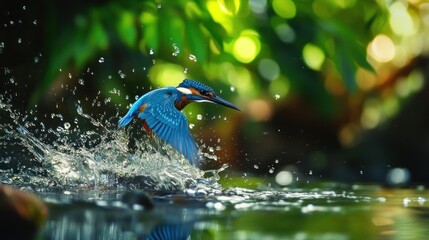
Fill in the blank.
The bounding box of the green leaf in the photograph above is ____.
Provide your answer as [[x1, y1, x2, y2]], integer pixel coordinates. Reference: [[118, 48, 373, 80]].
[[334, 45, 357, 92], [89, 21, 109, 50], [116, 11, 137, 47], [140, 11, 159, 52], [201, 21, 226, 52]]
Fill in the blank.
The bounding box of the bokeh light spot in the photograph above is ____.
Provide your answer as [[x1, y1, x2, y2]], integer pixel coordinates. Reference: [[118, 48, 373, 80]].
[[249, 0, 267, 14], [302, 43, 325, 70], [361, 99, 381, 129], [247, 99, 272, 121], [356, 69, 376, 90], [272, 0, 296, 19], [232, 31, 260, 63], [275, 171, 293, 186], [258, 59, 280, 81], [275, 24, 295, 43], [148, 63, 186, 87], [269, 77, 290, 99], [389, 2, 417, 36], [387, 168, 410, 185], [368, 34, 395, 63]]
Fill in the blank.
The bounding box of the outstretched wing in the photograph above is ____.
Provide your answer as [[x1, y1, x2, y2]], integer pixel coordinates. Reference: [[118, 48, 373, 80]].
[[139, 88, 200, 165]]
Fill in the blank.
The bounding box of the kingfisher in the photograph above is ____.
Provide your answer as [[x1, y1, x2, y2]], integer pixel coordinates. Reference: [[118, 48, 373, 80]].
[[118, 79, 240, 165]]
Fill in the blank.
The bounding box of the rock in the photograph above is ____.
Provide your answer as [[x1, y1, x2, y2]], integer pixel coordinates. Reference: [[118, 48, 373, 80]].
[[0, 184, 48, 239]]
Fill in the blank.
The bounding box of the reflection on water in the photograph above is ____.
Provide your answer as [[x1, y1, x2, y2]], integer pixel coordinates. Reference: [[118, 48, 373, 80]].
[[37, 186, 429, 239]]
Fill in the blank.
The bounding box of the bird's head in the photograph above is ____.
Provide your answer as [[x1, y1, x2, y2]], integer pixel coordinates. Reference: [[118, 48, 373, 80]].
[[176, 79, 240, 111]]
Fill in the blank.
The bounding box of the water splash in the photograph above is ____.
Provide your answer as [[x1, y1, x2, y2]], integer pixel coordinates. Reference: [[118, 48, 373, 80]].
[[0, 99, 222, 192]]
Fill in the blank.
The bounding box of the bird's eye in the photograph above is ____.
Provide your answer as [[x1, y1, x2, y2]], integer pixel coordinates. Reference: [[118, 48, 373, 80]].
[[200, 90, 214, 98]]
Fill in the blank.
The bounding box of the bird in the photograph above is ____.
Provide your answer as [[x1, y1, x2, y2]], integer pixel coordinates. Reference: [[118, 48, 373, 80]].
[[118, 79, 240, 165]]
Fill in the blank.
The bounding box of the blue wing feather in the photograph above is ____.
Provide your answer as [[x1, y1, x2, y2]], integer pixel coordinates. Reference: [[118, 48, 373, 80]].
[[122, 87, 200, 165]]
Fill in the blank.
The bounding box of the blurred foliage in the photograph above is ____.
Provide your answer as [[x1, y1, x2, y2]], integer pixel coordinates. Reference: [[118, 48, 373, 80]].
[[28, 0, 428, 123], [28, 0, 428, 137], [31, 0, 383, 114]]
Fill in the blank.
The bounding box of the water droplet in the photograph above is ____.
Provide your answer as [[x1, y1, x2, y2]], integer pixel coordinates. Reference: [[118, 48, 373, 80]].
[[68, 73, 72, 79], [33, 19, 37, 25], [189, 123, 194, 129], [9, 77, 14, 83], [17, 38, 22, 44], [275, 94, 280, 100], [78, 78, 84, 85], [183, 67, 188, 74], [98, 57, 104, 63], [269, 168, 275, 174], [157, 4, 162, 8], [34, 57, 39, 63], [149, 48, 154, 55], [209, 147, 214, 152], [309, 170, 313, 175], [189, 54, 197, 62], [118, 70, 126, 79], [197, 114, 203, 120], [230, 86, 235, 92], [172, 43, 180, 56], [254, 164, 259, 169], [64, 122, 71, 130], [108, 75, 112, 79], [360, 170, 363, 175], [0, 42, 4, 53], [23, 5, 26, 10], [403, 198, 411, 206]]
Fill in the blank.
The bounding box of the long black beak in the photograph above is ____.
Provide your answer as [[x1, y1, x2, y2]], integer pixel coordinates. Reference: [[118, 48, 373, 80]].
[[210, 95, 240, 111]]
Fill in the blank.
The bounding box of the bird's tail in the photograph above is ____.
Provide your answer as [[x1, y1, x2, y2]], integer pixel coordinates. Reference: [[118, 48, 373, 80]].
[[118, 114, 134, 126]]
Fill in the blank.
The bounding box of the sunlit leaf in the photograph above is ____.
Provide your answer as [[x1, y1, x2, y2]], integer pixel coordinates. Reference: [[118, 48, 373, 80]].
[[217, 0, 241, 16]]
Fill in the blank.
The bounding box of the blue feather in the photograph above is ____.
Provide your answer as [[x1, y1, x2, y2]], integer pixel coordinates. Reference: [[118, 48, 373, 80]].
[[118, 114, 133, 126], [119, 87, 201, 165]]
